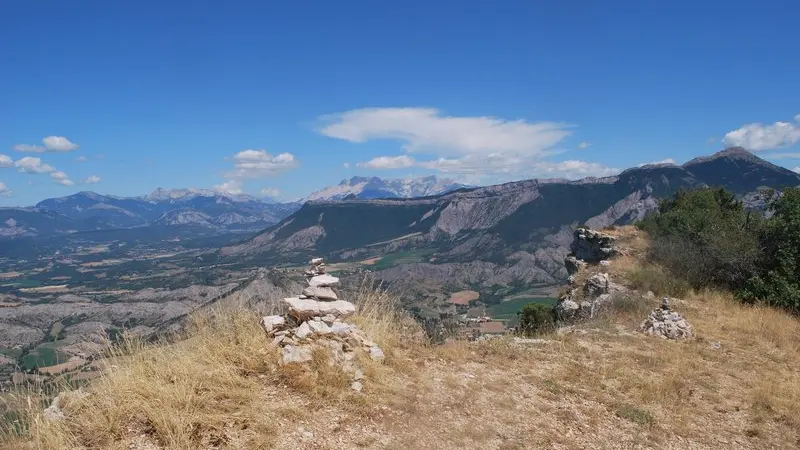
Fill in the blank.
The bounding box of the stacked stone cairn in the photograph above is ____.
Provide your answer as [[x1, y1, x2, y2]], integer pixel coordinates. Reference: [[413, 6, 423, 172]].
[[260, 257, 384, 392], [639, 297, 693, 340]]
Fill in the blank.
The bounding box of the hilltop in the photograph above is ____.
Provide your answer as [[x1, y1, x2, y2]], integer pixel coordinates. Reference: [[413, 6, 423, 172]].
[[3, 226, 800, 449]]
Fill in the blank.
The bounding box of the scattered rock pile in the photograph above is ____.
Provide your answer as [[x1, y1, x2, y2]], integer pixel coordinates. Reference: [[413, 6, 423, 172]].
[[260, 258, 384, 391], [639, 297, 693, 340]]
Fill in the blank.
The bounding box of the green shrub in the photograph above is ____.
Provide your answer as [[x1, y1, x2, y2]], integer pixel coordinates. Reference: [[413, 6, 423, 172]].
[[638, 187, 762, 291], [743, 188, 800, 311], [517, 303, 555, 336]]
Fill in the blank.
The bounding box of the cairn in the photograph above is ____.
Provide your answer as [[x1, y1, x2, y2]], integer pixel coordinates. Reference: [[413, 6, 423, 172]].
[[260, 258, 384, 392], [639, 297, 693, 340]]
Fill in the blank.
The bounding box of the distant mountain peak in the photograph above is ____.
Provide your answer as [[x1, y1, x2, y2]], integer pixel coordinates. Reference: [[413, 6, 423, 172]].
[[306, 175, 471, 201], [683, 147, 763, 166], [146, 187, 216, 201], [682, 147, 800, 194]]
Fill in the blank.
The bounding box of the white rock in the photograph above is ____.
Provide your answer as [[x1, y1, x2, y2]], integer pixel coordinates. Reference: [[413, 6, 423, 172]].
[[368, 345, 385, 362], [321, 314, 337, 324], [284, 297, 356, 320], [310, 257, 324, 265], [308, 320, 332, 335], [353, 369, 365, 381], [308, 274, 339, 287], [351, 381, 363, 392], [282, 345, 313, 364], [294, 321, 313, 339], [43, 396, 65, 422], [330, 321, 355, 336], [260, 315, 286, 334], [43, 390, 89, 422], [302, 286, 338, 300], [271, 335, 285, 346]]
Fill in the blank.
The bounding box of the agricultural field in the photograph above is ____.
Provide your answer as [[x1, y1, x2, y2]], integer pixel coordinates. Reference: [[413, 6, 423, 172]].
[[487, 296, 557, 322], [369, 248, 436, 270]]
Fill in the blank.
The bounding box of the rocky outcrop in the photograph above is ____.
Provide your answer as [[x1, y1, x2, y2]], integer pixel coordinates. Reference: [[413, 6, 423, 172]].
[[555, 228, 625, 324], [639, 298, 693, 340], [570, 228, 618, 263], [260, 258, 384, 392]]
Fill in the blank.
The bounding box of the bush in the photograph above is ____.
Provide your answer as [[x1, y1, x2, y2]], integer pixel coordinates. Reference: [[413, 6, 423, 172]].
[[743, 188, 800, 311], [517, 303, 555, 336], [638, 187, 762, 291]]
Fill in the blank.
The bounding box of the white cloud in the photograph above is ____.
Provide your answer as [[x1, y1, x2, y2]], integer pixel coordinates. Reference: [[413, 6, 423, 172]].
[[0, 154, 12, 168], [342, 162, 350, 169], [15, 156, 55, 174], [793, 167, 800, 173], [0, 182, 10, 196], [260, 187, 281, 198], [13, 144, 45, 152], [83, 175, 101, 184], [531, 160, 620, 179], [216, 149, 298, 196], [13, 136, 79, 153], [638, 158, 677, 167], [723, 115, 800, 151], [76, 155, 88, 162], [214, 179, 243, 195], [578, 141, 591, 149], [319, 107, 571, 157], [357, 155, 416, 169], [43, 136, 79, 151], [50, 171, 74, 186], [225, 149, 298, 179]]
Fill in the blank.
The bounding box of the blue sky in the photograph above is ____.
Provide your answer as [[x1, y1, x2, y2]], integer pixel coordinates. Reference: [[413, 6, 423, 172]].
[[2, 0, 799, 206]]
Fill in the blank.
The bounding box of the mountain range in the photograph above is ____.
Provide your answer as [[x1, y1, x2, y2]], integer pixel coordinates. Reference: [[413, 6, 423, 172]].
[[0, 176, 471, 239], [221, 148, 800, 289]]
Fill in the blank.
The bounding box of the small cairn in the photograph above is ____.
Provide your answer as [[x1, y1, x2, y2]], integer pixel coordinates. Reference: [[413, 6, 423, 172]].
[[639, 297, 693, 340], [260, 257, 384, 391]]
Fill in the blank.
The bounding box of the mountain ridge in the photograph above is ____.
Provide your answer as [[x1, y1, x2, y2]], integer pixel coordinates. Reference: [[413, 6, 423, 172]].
[[220, 148, 800, 290]]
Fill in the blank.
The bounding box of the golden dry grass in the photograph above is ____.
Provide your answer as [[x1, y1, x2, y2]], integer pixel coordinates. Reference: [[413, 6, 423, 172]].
[[4, 228, 800, 449]]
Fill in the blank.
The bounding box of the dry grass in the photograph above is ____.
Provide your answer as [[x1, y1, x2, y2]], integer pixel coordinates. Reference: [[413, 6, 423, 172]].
[[4, 230, 800, 449]]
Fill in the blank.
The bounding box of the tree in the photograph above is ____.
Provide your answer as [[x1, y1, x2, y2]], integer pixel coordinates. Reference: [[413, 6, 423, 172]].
[[743, 188, 800, 311], [638, 187, 762, 290], [517, 303, 555, 336]]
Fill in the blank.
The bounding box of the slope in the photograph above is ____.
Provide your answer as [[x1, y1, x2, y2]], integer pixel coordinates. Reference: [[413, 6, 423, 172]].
[[6, 227, 800, 449]]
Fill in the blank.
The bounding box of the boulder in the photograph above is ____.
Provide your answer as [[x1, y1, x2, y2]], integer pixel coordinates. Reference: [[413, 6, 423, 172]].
[[330, 321, 356, 336], [302, 286, 338, 300], [565, 255, 586, 276], [554, 297, 580, 322], [294, 321, 313, 339], [570, 228, 618, 263], [283, 297, 356, 320], [310, 257, 324, 265], [308, 274, 339, 287], [584, 273, 610, 297], [282, 345, 313, 364], [307, 319, 332, 335], [368, 345, 385, 362], [260, 315, 286, 334]]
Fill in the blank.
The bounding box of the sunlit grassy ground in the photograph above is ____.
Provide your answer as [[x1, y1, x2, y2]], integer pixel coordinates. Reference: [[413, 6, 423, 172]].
[[3, 227, 800, 449]]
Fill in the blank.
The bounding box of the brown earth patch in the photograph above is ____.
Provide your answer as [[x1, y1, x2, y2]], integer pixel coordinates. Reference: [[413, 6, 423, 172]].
[[449, 290, 480, 306]]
